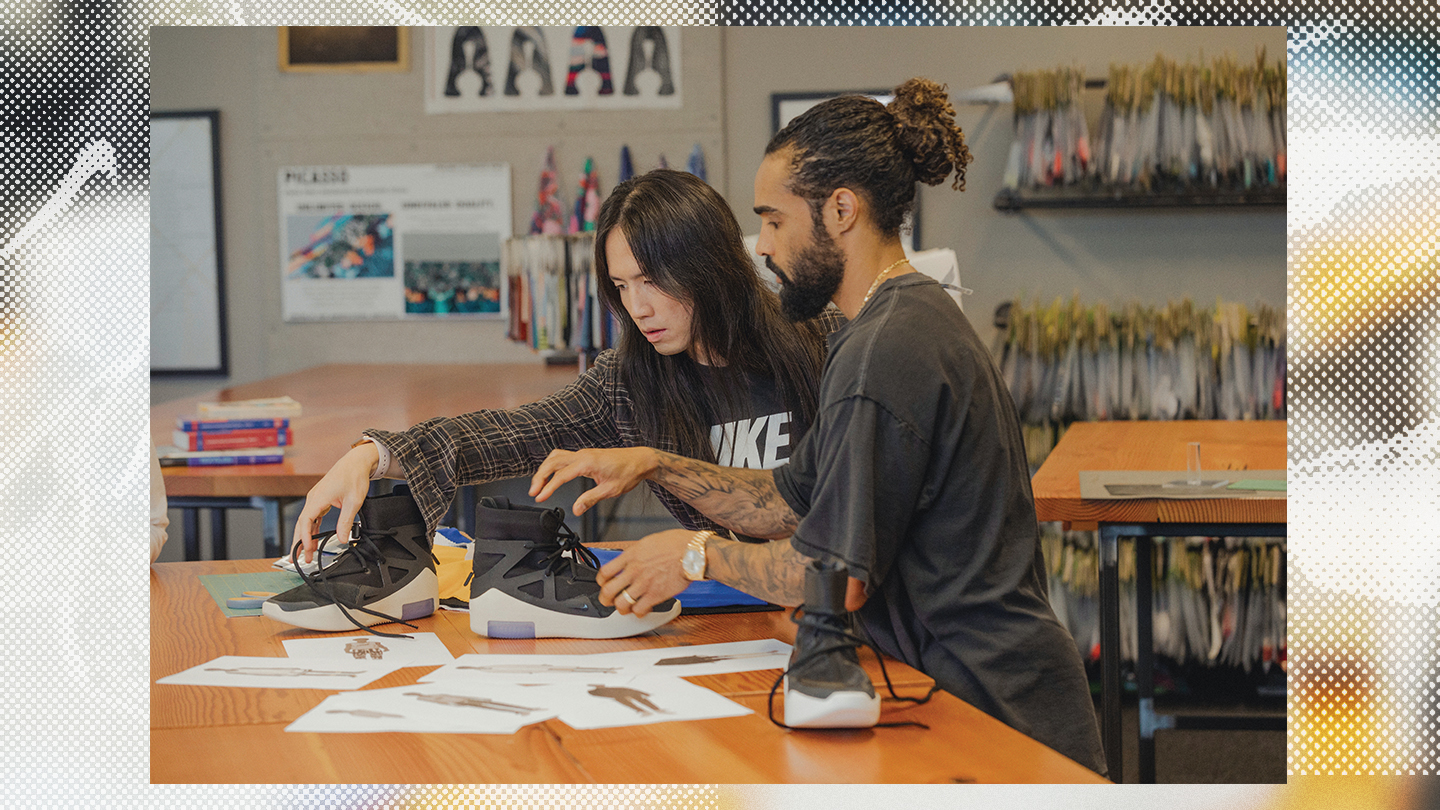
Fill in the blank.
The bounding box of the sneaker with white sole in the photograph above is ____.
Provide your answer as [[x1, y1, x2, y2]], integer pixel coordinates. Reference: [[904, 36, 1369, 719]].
[[263, 485, 438, 637], [468, 496, 679, 639], [780, 558, 881, 728]]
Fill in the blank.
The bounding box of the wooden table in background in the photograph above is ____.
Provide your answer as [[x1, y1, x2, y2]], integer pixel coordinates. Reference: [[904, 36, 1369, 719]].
[[151, 559, 1107, 784], [152, 363, 581, 557], [1030, 420, 1286, 783]]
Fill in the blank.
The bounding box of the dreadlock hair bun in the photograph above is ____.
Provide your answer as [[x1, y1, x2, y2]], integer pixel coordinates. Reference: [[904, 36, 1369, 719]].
[[888, 77, 973, 191]]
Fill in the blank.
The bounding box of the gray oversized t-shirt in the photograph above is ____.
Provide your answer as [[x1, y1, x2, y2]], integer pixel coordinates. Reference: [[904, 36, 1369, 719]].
[[773, 274, 1106, 775]]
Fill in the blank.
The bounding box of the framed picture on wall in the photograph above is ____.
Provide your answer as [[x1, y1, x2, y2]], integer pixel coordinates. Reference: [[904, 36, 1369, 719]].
[[150, 110, 229, 377], [770, 90, 919, 251], [279, 27, 409, 73]]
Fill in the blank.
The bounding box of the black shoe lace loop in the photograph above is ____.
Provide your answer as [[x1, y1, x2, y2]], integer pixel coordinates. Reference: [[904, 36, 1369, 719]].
[[766, 606, 940, 731], [535, 519, 599, 582], [289, 523, 428, 640]]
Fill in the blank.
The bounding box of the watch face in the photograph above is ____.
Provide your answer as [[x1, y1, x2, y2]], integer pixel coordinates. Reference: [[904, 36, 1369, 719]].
[[682, 548, 703, 577]]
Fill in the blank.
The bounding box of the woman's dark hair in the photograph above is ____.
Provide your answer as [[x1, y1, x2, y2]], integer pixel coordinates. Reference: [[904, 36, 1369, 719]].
[[594, 169, 827, 461], [765, 77, 973, 237]]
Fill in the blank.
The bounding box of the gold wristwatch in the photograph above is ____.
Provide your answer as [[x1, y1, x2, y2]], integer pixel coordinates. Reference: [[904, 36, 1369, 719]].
[[682, 530, 714, 581]]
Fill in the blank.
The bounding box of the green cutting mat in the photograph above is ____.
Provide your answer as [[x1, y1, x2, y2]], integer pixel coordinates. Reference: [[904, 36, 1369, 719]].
[[1228, 478, 1288, 492], [197, 571, 305, 618]]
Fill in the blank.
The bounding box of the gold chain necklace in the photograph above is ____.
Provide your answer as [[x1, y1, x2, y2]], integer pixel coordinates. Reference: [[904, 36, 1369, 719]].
[[859, 258, 911, 313]]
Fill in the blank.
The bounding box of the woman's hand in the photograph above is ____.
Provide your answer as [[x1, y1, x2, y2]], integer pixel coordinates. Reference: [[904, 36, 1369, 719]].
[[292, 442, 379, 563], [528, 447, 659, 515]]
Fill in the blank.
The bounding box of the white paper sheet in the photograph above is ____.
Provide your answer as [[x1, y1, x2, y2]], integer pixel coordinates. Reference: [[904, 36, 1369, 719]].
[[155, 655, 405, 690], [286, 682, 562, 734], [281, 632, 456, 667]]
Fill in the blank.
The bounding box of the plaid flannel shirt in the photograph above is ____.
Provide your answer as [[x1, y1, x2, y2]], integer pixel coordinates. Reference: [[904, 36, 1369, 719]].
[[365, 308, 845, 539]]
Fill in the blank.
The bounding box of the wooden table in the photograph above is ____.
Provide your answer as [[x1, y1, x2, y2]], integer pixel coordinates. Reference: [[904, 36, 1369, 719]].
[[152, 559, 1108, 784], [1031, 420, 1286, 783], [152, 363, 581, 556]]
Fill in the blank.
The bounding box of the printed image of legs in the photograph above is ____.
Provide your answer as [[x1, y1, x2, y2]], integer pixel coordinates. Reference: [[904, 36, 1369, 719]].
[[623, 26, 674, 96], [504, 26, 553, 96], [564, 26, 613, 96], [205, 667, 363, 677], [587, 684, 670, 715], [445, 27, 493, 97], [405, 692, 541, 715], [326, 709, 403, 719]]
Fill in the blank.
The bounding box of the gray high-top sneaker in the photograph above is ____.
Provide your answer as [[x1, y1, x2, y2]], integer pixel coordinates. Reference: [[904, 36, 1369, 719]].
[[468, 497, 679, 639], [783, 558, 880, 728], [263, 485, 438, 635]]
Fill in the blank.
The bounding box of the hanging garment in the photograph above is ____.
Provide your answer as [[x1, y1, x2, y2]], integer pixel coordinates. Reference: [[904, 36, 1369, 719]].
[[444, 27, 493, 97], [530, 147, 564, 236], [504, 26, 554, 96], [623, 26, 675, 96], [564, 26, 614, 96]]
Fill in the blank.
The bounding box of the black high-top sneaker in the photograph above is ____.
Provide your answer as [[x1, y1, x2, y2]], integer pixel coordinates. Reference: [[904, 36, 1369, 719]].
[[263, 485, 438, 636], [468, 496, 680, 639], [782, 558, 880, 728]]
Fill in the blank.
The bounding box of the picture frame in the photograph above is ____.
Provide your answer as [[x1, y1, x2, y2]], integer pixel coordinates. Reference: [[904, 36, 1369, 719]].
[[278, 26, 409, 73], [769, 90, 920, 251], [150, 110, 230, 377]]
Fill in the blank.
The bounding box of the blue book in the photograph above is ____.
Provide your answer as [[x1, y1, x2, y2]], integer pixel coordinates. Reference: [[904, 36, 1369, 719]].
[[177, 417, 291, 432]]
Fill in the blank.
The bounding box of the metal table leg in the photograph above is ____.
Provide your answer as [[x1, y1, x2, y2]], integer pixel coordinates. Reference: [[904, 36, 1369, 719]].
[[1102, 521, 1288, 783], [1097, 524, 1124, 781]]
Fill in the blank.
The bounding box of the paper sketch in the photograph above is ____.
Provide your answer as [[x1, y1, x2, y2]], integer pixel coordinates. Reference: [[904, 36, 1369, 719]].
[[156, 655, 404, 690], [286, 682, 563, 734], [422, 653, 625, 684], [586, 684, 671, 715], [281, 631, 456, 667], [554, 675, 751, 730], [602, 639, 793, 677]]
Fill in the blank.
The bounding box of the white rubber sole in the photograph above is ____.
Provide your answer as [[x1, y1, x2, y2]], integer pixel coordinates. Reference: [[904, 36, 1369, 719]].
[[469, 587, 680, 639], [783, 677, 881, 728], [261, 569, 439, 632]]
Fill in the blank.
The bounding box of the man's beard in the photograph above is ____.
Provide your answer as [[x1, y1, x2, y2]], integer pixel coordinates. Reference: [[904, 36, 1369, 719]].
[[768, 222, 846, 322]]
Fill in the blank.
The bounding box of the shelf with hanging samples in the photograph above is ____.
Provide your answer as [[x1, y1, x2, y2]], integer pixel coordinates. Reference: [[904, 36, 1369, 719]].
[[980, 49, 1286, 212]]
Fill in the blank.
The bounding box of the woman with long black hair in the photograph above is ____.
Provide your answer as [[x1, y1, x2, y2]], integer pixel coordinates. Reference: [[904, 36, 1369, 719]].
[[291, 168, 838, 562]]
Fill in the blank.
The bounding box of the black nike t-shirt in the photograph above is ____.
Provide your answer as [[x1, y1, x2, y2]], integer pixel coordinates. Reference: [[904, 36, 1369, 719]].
[[772, 274, 1107, 776]]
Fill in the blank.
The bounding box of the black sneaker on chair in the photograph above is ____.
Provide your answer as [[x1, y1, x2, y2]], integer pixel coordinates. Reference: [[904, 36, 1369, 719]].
[[263, 485, 438, 636], [781, 558, 880, 728], [468, 496, 679, 639]]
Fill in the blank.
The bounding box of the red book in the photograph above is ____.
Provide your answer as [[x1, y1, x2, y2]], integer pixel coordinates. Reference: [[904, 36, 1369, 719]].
[[171, 427, 293, 451]]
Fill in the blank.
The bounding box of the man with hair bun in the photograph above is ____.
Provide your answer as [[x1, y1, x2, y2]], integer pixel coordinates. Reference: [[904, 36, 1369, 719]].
[[531, 78, 1106, 776]]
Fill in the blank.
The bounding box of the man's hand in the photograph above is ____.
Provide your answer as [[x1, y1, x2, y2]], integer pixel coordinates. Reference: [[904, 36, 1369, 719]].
[[593, 529, 693, 617], [528, 447, 658, 516], [292, 442, 377, 563]]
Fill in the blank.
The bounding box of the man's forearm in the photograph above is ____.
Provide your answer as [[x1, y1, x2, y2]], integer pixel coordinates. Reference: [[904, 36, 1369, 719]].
[[649, 450, 798, 539], [706, 537, 810, 607]]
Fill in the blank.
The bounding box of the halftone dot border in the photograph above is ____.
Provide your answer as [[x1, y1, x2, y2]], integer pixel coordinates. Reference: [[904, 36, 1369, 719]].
[[2, 0, 1435, 804]]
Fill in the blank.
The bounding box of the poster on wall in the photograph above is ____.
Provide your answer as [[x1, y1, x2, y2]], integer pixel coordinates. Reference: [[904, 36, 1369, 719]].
[[424, 26, 682, 114], [278, 163, 511, 321]]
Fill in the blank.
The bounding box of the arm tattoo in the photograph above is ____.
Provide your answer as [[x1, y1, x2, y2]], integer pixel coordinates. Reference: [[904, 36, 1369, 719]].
[[707, 537, 810, 607], [650, 450, 799, 539]]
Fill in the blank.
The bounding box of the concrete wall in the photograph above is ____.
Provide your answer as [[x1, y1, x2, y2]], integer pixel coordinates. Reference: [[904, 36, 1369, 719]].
[[153, 25, 1285, 407]]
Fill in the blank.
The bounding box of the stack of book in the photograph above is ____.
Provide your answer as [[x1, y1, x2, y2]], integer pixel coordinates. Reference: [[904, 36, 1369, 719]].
[[159, 397, 301, 467]]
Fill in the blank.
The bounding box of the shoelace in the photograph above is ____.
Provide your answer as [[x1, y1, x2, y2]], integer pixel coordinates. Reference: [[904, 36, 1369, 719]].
[[536, 519, 600, 582], [766, 606, 940, 730], [289, 525, 434, 639]]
